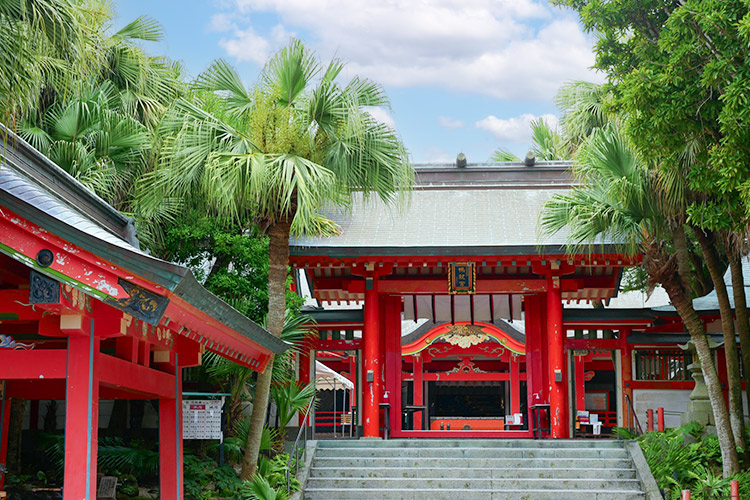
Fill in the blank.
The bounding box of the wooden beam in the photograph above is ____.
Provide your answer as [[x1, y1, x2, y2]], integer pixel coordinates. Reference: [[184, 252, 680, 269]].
[[0, 349, 67, 379], [98, 353, 176, 399], [564, 338, 624, 350]]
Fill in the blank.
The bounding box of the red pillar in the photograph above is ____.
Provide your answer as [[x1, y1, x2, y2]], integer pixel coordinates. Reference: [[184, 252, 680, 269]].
[[384, 295, 402, 436], [160, 355, 183, 499], [298, 347, 311, 426], [524, 295, 545, 429], [574, 355, 585, 413], [0, 387, 11, 491], [362, 284, 381, 437], [547, 277, 567, 438], [621, 328, 633, 429], [63, 328, 100, 500], [413, 354, 423, 430], [510, 355, 520, 415]]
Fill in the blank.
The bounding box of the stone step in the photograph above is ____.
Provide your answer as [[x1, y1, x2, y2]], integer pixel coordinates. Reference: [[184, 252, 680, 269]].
[[309, 466, 638, 480], [305, 477, 643, 491], [316, 438, 625, 449], [314, 446, 629, 459], [304, 487, 646, 500], [312, 456, 634, 469]]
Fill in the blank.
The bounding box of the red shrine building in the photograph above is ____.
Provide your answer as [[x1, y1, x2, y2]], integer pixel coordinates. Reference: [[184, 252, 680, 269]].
[[291, 160, 745, 440], [0, 128, 285, 499]]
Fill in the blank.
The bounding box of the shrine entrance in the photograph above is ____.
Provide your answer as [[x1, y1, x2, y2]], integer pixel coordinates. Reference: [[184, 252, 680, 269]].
[[396, 321, 531, 437], [571, 349, 621, 436]]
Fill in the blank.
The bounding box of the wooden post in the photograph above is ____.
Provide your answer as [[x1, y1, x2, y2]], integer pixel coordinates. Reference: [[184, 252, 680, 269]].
[[657, 407, 665, 432], [647, 409, 654, 432], [547, 277, 567, 438], [63, 323, 100, 500], [510, 355, 521, 415], [298, 347, 311, 426], [574, 354, 586, 413], [362, 284, 381, 437], [0, 388, 11, 491], [413, 354, 424, 430], [524, 295, 545, 432], [730, 480, 739, 500], [682, 490, 691, 500], [620, 329, 633, 430], [159, 354, 183, 499], [384, 296, 401, 435]]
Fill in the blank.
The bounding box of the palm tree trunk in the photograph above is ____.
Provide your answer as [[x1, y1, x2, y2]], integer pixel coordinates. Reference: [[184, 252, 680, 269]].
[[668, 229, 739, 477], [240, 217, 291, 480], [693, 228, 746, 451], [729, 254, 750, 420], [667, 285, 740, 476]]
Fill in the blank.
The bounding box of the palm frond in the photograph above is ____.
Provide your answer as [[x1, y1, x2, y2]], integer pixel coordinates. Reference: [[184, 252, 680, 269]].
[[113, 15, 163, 43]]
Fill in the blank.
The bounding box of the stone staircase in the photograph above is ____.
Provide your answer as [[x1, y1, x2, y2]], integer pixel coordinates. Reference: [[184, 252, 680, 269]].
[[303, 439, 651, 499]]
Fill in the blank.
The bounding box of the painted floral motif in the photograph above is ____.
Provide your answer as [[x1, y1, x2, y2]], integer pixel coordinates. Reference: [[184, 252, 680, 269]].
[[447, 357, 488, 374], [439, 324, 490, 348]]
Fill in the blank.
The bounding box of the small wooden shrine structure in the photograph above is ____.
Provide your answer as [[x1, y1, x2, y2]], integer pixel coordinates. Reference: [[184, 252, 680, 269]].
[[0, 128, 286, 499]]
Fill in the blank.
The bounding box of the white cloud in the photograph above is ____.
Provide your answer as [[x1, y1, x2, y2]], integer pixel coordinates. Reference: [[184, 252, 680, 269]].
[[214, 0, 601, 100], [423, 147, 455, 163], [207, 13, 238, 33], [219, 27, 272, 65], [476, 113, 558, 143], [438, 116, 464, 129], [364, 107, 396, 128]]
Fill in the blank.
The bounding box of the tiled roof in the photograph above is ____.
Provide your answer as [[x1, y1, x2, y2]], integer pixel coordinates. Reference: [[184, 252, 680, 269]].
[[0, 126, 286, 356], [291, 188, 613, 256]]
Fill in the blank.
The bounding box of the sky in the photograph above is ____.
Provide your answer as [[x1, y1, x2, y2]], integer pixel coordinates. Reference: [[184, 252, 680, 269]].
[[113, 0, 603, 164]]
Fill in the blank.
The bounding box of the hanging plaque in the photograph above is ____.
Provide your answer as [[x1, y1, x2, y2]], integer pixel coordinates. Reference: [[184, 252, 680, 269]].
[[448, 262, 476, 294]]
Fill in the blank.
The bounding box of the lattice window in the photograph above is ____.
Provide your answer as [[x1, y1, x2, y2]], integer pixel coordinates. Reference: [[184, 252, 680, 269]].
[[634, 348, 692, 381]]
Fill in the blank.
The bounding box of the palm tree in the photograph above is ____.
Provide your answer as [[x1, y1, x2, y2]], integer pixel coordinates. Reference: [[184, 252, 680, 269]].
[[150, 40, 412, 478], [491, 118, 567, 162], [541, 124, 740, 476], [554, 80, 609, 151], [0, 0, 83, 126]]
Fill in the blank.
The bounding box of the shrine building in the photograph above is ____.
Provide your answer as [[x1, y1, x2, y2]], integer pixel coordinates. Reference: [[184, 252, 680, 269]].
[[0, 127, 286, 499], [291, 159, 744, 439]]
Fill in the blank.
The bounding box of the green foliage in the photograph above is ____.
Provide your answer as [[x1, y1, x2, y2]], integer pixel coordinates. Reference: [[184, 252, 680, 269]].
[[239, 473, 290, 500], [270, 380, 316, 429], [160, 210, 270, 324], [619, 266, 650, 294], [635, 423, 747, 498], [256, 453, 300, 495], [183, 454, 245, 500], [118, 474, 139, 497]]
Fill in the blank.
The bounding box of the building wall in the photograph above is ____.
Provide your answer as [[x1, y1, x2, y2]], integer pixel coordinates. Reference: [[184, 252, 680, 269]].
[[632, 389, 690, 429]]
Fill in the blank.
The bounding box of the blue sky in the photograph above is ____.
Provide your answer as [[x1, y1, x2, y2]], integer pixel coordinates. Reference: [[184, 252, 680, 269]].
[[114, 0, 602, 163]]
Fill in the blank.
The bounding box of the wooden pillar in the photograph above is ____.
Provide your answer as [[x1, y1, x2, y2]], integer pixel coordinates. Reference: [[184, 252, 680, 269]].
[[159, 354, 183, 499], [362, 284, 381, 437], [384, 295, 401, 435], [574, 354, 585, 413], [0, 386, 11, 490], [298, 346, 311, 426], [510, 355, 521, 415], [547, 277, 567, 438], [524, 295, 545, 429], [620, 328, 633, 429], [413, 354, 424, 430], [63, 325, 100, 500]]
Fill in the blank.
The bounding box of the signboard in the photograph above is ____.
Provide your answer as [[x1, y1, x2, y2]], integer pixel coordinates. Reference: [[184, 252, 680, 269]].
[[182, 399, 223, 440], [97, 476, 118, 499], [448, 262, 476, 294]]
